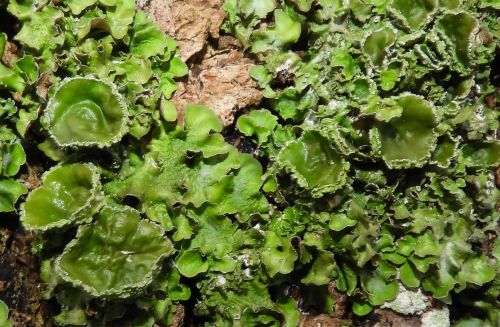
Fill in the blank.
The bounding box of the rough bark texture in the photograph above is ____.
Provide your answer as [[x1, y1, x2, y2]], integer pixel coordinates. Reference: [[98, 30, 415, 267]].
[[328, 281, 349, 319], [299, 309, 425, 327], [173, 49, 262, 126], [1, 41, 19, 67], [297, 283, 425, 327], [0, 228, 52, 327], [168, 304, 185, 327], [370, 310, 421, 327], [137, 0, 262, 126], [19, 164, 43, 191], [136, 0, 225, 62], [299, 314, 353, 327]]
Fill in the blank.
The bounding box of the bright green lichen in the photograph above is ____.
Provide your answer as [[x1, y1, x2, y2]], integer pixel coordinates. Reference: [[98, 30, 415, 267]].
[[436, 12, 478, 72], [105, 104, 268, 223], [390, 0, 437, 31], [374, 94, 438, 168], [237, 109, 278, 145], [21, 163, 103, 231], [0, 178, 27, 213], [0, 142, 25, 177], [0, 300, 13, 327], [224, 0, 499, 324], [13, 5, 63, 51], [6, 0, 186, 147], [278, 131, 349, 196], [261, 231, 298, 277], [251, 9, 302, 53], [363, 27, 396, 66], [0, 53, 27, 213], [431, 134, 458, 168], [461, 141, 500, 167], [0, 0, 498, 325], [57, 205, 174, 298], [175, 249, 209, 278], [45, 78, 129, 148]]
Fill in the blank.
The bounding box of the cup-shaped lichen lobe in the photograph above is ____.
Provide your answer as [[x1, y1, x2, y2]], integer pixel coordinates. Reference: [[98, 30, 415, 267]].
[[279, 131, 348, 194], [57, 205, 174, 298], [431, 134, 458, 168], [437, 12, 478, 69], [391, 0, 437, 30], [46, 77, 128, 147], [439, 0, 461, 9], [377, 95, 437, 168], [22, 163, 101, 231], [462, 141, 500, 167], [350, 78, 375, 101], [363, 27, 396, 66]]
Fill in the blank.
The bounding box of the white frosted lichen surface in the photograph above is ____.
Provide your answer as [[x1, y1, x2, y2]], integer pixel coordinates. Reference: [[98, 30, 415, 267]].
[[382, 285, 429, 315], [421, 306, 450, 327]]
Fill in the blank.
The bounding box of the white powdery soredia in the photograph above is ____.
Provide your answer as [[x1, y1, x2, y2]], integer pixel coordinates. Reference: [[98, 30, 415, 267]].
[[421, 306, 450, 327], [381, 285, 429, 315]]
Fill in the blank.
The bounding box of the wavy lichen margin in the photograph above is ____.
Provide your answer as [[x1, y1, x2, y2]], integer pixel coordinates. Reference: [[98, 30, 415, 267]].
[[20, 163, 103, 232], [371, 93, 439, 169], [44, 77, 129, 148], [55, 204, 175, 299], [277, 130, 350, 197]]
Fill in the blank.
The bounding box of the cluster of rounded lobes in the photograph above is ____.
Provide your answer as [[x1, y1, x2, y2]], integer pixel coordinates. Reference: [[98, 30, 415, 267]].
[[21, 163, 173, 298]]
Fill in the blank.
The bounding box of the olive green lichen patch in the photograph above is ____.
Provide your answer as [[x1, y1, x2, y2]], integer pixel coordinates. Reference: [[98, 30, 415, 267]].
[[57, 205, 174, 298], [375, 94, 438, 169], [2, 0, 499, 326], [45, 78, 129, 148], [278, 131, 349, 197], [225, 0, 499, 324], [21, 163, 103, 231]]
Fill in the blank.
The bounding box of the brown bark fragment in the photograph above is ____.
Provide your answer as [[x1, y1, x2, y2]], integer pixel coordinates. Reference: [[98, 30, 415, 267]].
[[173, 49, 262, 126], [36, 73, 53, 100], [328, 281, 348, 319], [217, 35, 243, 50], [355, 309, 421, 327], [136, 0, 226, 62], [1, 41, 19, 67], [0, 228, 52, 327], [19, 164, 43, 191], [167, 304, 185, 327], [138, 0, 262, 126], [299, 314, 353, 327], [372, 310, 421, 327]]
